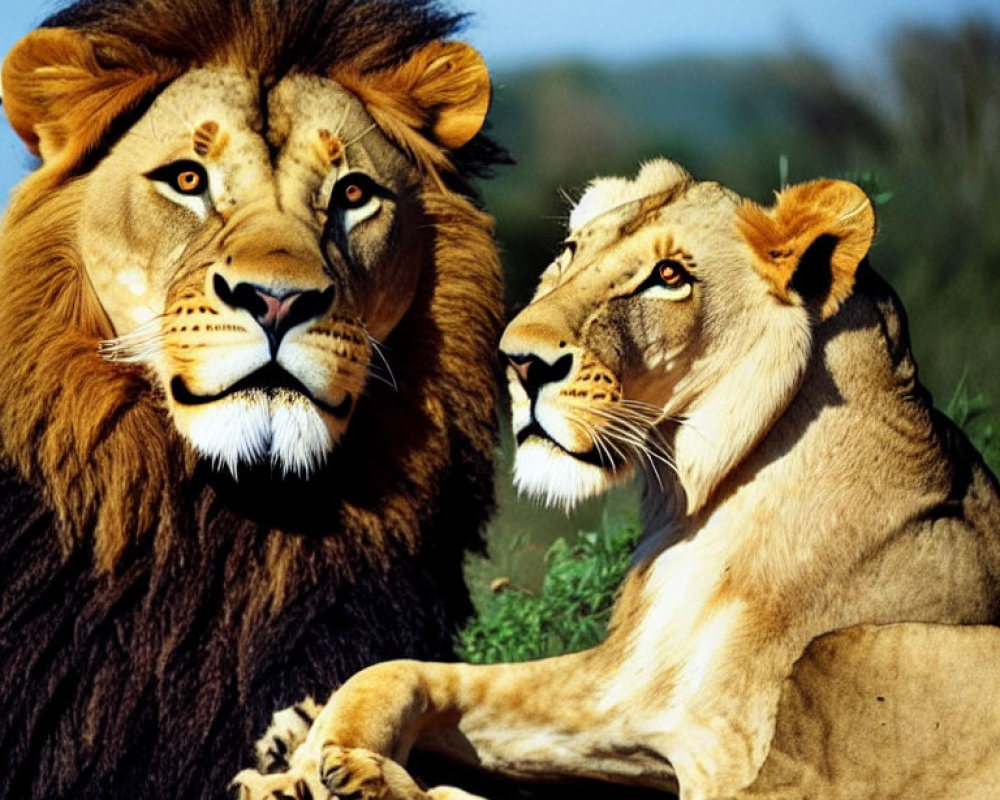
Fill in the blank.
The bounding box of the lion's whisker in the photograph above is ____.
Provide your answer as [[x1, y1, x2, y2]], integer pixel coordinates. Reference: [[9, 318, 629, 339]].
[[344, 123, 378, 150], [99, 316, 169, 362], [366, 335, 398, 391]]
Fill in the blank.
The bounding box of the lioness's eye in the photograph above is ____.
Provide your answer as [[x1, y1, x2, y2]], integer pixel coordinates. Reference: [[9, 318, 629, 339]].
[[175, 170, 203, 194], [147, 160, 209, 196], [656, 259, 688, 287], [640, 258, 694, 301]]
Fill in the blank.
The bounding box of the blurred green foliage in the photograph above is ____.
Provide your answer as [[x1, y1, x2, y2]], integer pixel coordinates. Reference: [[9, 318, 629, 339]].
[[946, 379, 1000, 473]]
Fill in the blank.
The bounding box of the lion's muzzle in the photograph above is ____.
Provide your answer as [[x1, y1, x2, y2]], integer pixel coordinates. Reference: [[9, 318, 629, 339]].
[[212, 273, 335, 356]]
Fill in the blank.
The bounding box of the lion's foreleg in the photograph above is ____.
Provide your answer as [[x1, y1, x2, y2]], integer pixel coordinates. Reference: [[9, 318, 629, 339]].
[[255, 696, 326, 772]]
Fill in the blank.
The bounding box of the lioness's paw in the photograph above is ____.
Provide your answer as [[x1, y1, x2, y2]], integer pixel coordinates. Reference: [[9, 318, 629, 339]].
[[255, 697, 325, 772], [321, 746, 387, 797], [321, 745, 424, 799]]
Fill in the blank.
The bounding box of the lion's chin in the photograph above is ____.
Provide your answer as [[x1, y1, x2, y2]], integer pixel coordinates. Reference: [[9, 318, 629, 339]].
[[513, 437, 633, 513], [177, 390, 340, 479]]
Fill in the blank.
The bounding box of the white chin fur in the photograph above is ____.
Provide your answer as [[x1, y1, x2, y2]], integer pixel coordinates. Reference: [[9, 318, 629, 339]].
[[183, 391, 334, 478], [513, 438, 620, 512]]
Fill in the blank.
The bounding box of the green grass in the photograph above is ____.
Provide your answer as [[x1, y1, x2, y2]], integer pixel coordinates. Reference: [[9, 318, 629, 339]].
[[457, 513, 639, 664], [945, 378, 1000, 473]]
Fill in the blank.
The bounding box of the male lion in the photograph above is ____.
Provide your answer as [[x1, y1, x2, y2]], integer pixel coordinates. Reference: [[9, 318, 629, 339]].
[[234, 160, 1000, 800], [0, 1, 504, 798]]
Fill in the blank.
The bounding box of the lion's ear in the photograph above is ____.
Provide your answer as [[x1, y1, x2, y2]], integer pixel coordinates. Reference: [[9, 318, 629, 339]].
[[336, 41, 491, 151], [395, 41, 491, 149], [1, 28, 173, 168], [737, 179, 875, 319]]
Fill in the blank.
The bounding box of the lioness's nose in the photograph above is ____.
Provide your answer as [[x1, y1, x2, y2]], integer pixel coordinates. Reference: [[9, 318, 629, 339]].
[[212, 274, 335, 349], [502, 351, 574, 399]]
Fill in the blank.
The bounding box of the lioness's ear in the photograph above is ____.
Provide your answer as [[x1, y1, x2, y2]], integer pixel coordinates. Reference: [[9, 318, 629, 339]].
[[1, 28, 175, 168], [335, 41, 491, 151], [737, 180, 875, 319]]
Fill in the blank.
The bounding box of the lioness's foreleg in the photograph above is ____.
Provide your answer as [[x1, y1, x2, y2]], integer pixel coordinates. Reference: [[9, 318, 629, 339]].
[[235, 744, 486, 800], [234, 648, 679, 799]]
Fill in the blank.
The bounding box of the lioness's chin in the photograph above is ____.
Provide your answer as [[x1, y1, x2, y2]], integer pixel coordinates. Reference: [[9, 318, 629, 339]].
[[176, 391, 341, 478], [513, 438, 633, 512]]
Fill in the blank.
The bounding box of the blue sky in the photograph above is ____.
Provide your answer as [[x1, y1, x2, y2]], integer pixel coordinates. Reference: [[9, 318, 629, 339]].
[[2, 0, 998, 201]]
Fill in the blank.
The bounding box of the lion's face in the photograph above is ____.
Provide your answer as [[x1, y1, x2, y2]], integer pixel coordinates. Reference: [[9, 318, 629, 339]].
[[85, 68, 423, 476], [0, 24, 492, 483], [500, 160, 874, 510]]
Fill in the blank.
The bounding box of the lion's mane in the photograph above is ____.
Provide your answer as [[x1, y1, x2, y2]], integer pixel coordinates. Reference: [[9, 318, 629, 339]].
[[0, 2, 504, 798]]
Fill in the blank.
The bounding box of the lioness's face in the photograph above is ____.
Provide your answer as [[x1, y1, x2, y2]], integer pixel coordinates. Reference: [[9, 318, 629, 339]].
[[83, 69, 422, 476], [500, 161, 786, 508]]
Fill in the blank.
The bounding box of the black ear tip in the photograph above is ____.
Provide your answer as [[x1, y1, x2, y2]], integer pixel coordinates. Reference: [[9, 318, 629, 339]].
[[790, 233, 838, 307]]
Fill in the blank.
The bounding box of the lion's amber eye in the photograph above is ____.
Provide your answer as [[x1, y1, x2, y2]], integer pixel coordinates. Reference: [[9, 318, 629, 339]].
[[344, 183, 365, 204], [656, 259, 687, 287], [175, 170, 202, 194], [332, 173, 377, 210], [146, 160, 209, 197]]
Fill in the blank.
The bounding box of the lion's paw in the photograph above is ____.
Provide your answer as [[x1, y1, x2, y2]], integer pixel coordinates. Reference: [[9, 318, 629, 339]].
[[255, 697, 325, 773], [321, 745, 424, 799], [232, 767, 326, 800]]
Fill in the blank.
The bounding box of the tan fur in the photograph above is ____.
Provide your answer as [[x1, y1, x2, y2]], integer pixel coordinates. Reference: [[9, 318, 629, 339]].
[[234, 160, 1000, 800]]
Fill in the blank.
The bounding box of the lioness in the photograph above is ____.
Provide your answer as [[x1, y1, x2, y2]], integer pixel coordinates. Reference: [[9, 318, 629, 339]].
[[235, 160, 1000, 799]]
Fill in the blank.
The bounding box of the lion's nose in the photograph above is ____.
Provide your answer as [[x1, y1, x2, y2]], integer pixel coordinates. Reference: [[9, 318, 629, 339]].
[[212, 274, 335, 351]]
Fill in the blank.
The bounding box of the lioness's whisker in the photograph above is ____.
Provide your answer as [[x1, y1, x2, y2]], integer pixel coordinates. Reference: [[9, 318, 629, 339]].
[[581, 405, 679, 482], [583, 406, 674, 466], [594, 428, 629, 470], [566, 413, 620, 470]]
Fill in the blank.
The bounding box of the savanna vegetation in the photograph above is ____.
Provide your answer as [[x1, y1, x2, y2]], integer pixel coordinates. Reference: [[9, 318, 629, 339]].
[[464, 18, 1000, 660]]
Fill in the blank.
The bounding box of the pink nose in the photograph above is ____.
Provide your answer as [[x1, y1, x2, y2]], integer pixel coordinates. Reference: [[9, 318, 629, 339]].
[[212, 274, 335, 351], [254, 290, 303, 331]]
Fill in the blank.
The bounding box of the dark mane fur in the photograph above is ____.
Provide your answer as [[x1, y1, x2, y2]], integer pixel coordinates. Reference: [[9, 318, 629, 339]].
[[42, 0, 508, 178]]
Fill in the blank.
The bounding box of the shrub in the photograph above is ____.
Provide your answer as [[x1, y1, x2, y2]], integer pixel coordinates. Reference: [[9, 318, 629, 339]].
[[458, 515, 639, 663], [946, 378, 1000, 473]]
